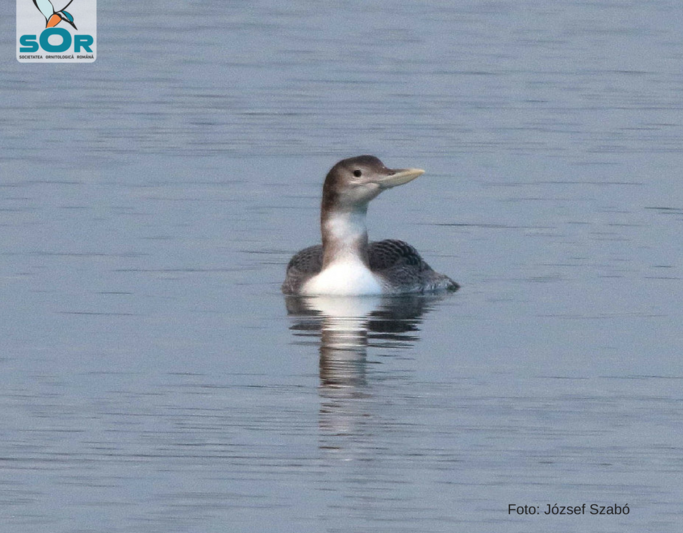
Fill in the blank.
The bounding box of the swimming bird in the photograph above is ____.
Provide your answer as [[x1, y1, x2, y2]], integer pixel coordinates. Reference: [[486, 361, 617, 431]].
[[282, 156, 459, 296], [32, 0, 77, 30]]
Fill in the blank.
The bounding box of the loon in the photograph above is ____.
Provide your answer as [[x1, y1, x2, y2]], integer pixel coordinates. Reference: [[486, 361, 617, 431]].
[[282, 156, 459, 296]]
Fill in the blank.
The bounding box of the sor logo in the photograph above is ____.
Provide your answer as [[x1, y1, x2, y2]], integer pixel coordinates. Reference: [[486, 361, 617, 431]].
[[17, 0, 97, 63]]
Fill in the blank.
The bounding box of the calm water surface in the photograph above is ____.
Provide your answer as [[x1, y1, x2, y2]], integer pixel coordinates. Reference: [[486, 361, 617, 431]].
[[1, 1, 682, 532]]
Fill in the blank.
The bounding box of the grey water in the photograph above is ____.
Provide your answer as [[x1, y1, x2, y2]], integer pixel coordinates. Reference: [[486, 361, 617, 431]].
[[1, 1, 683, 531]]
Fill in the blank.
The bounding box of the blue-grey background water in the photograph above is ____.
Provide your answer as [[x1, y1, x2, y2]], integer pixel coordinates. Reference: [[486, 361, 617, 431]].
[[2, 1, 682, 532]]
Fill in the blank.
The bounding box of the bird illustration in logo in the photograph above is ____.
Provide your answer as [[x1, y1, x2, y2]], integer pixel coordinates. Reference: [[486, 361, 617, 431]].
[[32, 0, 78, 30]]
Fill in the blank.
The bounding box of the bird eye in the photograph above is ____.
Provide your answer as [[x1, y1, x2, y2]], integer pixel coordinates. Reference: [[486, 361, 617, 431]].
[[353, 170, 362, 177]]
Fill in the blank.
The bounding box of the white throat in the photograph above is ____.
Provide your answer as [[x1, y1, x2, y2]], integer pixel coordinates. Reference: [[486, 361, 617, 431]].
[[324, 210, 367, 253], [302, 210, 384, 296]]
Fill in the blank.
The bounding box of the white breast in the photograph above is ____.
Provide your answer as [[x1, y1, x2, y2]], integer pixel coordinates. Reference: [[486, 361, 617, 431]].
[[302, 258, 384, 296]]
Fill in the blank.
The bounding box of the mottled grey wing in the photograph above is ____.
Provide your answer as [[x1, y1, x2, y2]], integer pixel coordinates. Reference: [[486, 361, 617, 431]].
[[368, 239, 459, 293], [281, 244, 323, 294], [368, 239, 427, 271]]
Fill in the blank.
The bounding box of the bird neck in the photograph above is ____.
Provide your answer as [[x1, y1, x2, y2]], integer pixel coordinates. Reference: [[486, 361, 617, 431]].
[[321, 207, 370, 269]]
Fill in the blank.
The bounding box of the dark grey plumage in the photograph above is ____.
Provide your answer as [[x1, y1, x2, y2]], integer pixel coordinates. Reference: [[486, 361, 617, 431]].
[[282, 239, 458, 295]]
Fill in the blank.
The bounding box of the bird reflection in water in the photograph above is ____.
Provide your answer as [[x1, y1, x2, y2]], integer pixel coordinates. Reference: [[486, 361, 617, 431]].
[[285, 294, 447, 452]]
